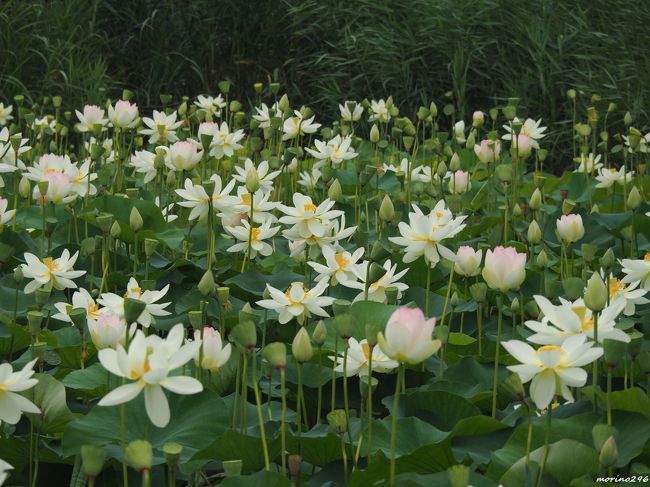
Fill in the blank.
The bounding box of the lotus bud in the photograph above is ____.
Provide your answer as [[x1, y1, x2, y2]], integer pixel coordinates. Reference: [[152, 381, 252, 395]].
[[19, 176, 31, 199], [527, 220, 542, 244], [123, 298, 146, 324], [129, 207, 143, 232], [369, 124, 380, 143], [327, 409, 348, 435], [567, 89, 577, 100], [278, 94, 290, 112], [328, 179, 342, 202], [230, 320, 257, 351], [536, 249, 549, 268], [599, 436, 619, 468], [584, 272, 607, 311], [512, 203, 522, 217], [510, 297, 520, 313], [125, 440, 153, 472], [488, 107, 498, 121], [465, 131, 475, 150], [197, 270, 216, 297], [292, 327, 313, 362], [379, 194, 394, 221], [144, 238, 158, 258], [13, 266, 23, 284], [163, 442, 183, 468], [222, 460, 242, 477], [624, 111, 633, 126], [263, 342, 286, 370], [603, 339, 627, 368], [449, 153, 461, 171], [600, 248, 616, 269], [245, 166, 261, 193], [628, 186, 642, 209], [81, 445, 106, 479], [470, 282, 487, 303], [110, 221, 122, 239], [334, 313, 355, 339], [429, 102, 438, 117], [437, 160, 448, 178], [312, 320, 328, 347], [447, 464, 470, 487]]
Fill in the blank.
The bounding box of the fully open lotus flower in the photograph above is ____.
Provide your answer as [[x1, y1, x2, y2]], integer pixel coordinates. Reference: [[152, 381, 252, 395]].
[[574, 153, 602, 173], [282, 111, 321, 140], [75, 104, 107, 132], [308, 244, 364, 286], [606, 272, 649, 315], [98, 277, 171, 328], [347, 259, 409, 303], [482, 246, 526, 292], [52, 288, 100, 324], [195, 94, 226, 118], [524, 295, 628, 345], [108, 100, 139, 128], [98, 325, 202, 428], [130, 150, 157, 184], [232, 159, 281, 192], [0, 359, 40, 425], [377, 307, 441, 364], [474, 138, 501, 163], [298, 167, 322, 189], [163, 140, 203, 172], [330, 337, 398, 376], [226, 219, 280, 258], [306, 134, 358, 168], [368, 99, 390, 123], [502, 334, 602, 410], [257, 280, 335, 325], [0, 198, 15, 225], [252, 102, 282, 128], [620, 253, 650, 290], [175, 175, 238, 221], [284, 214, 357, 256], [339, 100, 363, 122], [277, 193, 343, 239], [24, 154, 97, 202], [193, 327, 232, 372], [556, 214, 585, 244], [209, 122, 245, 159], [595, 166, 634, 188], [389, 201, 467, 269], [20, 249, 85, 294], [502, 117, 547, 157], [454, 246, 482, 277], [0, 127, 30, 173], [140, 110, 182, 144], [231, 187, 278, 224], [0, 103, 13, 125]]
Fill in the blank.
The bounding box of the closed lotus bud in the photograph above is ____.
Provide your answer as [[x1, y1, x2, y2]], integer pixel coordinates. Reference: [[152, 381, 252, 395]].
[[599, 436, 619, 468], [13, 266, 23, 284], [163, 442, 183, 468], [19, 176, 31, 199], [529, 188, 542, 210], [328, 179, 342, 202], [263, 342, 286, 370], [110, 220, 122, 239], [567, 89, 577, 100], [527, 220, 542, 244], [81, 445, 107, 479], [600, 248, 616, 269], [129, 207, 143, 232], [628, 186, 642, 209], [312, 320, 328, 347], [556, 214, 584, 243], [125, 440, 153, 472], [584, 272, 607, 311], [379, 195, 394, 221], [144, 238, 158, 258], [525, 299, 539, 318], [327, 409, 348, 435], [429, 101, 438, 117], [437, 160, 448, 178], [536, 249, 549, 268], [469, 282, 487, 303], [447, 464, 470, 487], [245, 166, 261, 193], [465, 131, 475, 150], [334, 313, 355, 339], [624, 111, 633, 126], [292, 327, 313, 362], [451, 292, 460, 308], [369, 124, 380, 143], [123, 298, 146, 324], [510, 297, 520, 312], [198, 270, 216, 296], [230, 320, 257, 351], [502, 373, 525, 401], [450, 153, 461, 171], [603, 339, 627, 367]]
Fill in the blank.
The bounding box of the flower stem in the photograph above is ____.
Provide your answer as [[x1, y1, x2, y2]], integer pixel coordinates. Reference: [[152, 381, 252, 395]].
[[389, 366, 403, 486], [477, 302, 483, 357], [342, 339, 356, 470], [121, 403, 129, 487], [536, 403, 553, 487], [607, 365, 613, 426], [491, 294, 504, 418], [316, 347, 323, 425], [425, 263, 431, 316], [331, 335, 338, 412], [280, 367, 287, 476], [366, 347, 374, 465], [251, 350, 270, 470]]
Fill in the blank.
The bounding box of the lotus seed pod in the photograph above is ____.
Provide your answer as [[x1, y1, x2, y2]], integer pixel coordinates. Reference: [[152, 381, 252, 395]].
[[125, 440, 153, 472], [81, 445, 107, 478], [470, 282, 487, 303], [123, 298, 146, 324], [263, 342, 287, 370], [334, 313, 355, 339], [163, 442, 183, 468], [603, 339, 627, 367]]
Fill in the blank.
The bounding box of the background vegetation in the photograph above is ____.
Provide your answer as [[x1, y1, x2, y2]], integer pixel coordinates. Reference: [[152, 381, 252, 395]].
[[2, 0, 650, 159]]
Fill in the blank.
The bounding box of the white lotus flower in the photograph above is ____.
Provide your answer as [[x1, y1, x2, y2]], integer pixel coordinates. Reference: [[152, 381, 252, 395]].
[[98, 325, 203, 427], [556, 214, 584, 244], [140, 110, 183, 144], [277, 193, 343, 239], [75, 105, 107, 132], [305, 135, 358, 168], [339, 101, 364, 122], [0, 198, 15, 225], [595, 167, 633, 188], [389, 201, 467, 268], [253, 102, 282, 128], [31, 116, 56, 139], [524, 295, 628, 345], [194, 327, 232, 372], [226, 219, 280, 259], [195, 94, 226, 118], [453, 120, 466, 144], [308, 245, 364, 285], [0, 459, 12, 485], [368, 99, 390, 123], [454, 246, 482, 277], [606, 273, 649, 316], [620, 253, 650, 290], [230, 187, 277, 224], [175, 175, 238, 221], [297, 168, 321, 189], [130, 150, 158, 184], [108, 100, 139, 128], [502, 335, 602, 410], [0, 127, 30, 173], [52, 288, 100, 324], [377, 307, 441, 364], [209, 122, 245, 159], [502, 118, 547, 157], [283, 214, 356, 255], [257, 280, 335, 325], [346, 259, 409, 303], [0, 359, 40, 425], [232, 159, 280, 192], [98, 277, 171, 328], [330, 338, 398, 376], [20, 249, 85, 294], [448, 170, 471, 194], [574, 153, 602, 173], [0, 103, 13, 125], [282, 111, 321, 141]]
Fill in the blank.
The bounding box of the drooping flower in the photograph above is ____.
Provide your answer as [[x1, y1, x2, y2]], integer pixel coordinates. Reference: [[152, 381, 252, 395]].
[[0, 359, 40, 425], [481, 246, 526, 292], [377, 307, 441, 364], [502, 335, 602, 409], [20, 249, 85, 294], [256, 280, 335, 325], [524, 295, 628, 345], [330, 338, 398, 376], [98, 325, 203, 427]]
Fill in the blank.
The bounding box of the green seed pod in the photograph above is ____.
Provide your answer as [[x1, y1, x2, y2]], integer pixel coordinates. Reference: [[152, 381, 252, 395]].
[[263, 342, 287, 370], [123, 298, 146, 324], [230, 320, 257, 351], [125, 440, 153, 471], [81, 445, 107, 479], [334, 313, 355, 339], [603, 339, 627, 367], [327, 409, 348, 434], [163, 442, 183, 468]]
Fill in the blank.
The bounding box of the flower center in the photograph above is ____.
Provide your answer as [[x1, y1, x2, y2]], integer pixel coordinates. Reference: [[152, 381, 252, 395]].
[[125, 287, 142, 298], [43, 257, 58, 272], [538, 345, 561, 353], [335, 253, 349, 269], [573, 306, 594, 332], [88, 302, 100, 317], [609, 277, 625, 298], [240, 193, 252, 206], [303, 203, 317, 213], [251, 227, 261, 241]]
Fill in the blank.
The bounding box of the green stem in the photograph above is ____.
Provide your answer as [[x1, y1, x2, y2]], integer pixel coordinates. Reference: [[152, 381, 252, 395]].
[[389, 366, 403, 486], [366, 346, 374, 465], [142, 469, 151, 487], [607, 365, 613, 426], [425, 263, 431, 316], [331, 335, 338, 412], [492, 294, 504, 418], [316, 347, 323, 425], [342, 340, 356, 470], [536, 403, 553, 487], [280, 367, 287, 476], [252, 350, 270, 470], [121, 403, 129, 487], [477, 302, 483, 356]]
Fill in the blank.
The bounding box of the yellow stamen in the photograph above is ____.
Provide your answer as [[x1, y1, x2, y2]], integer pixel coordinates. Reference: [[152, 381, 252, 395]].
[[43, 257, 58, 272], [609, 277, 625, 299], [335, 253, 349, 269], [303, 203, 317, 212], [251, 227, 261, 242], [240, 193, 252, 206], [538, 345, 562, 353]]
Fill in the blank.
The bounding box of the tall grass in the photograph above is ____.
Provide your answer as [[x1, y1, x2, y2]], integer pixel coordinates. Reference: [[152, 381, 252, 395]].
[[1, 0, 649, 165]]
